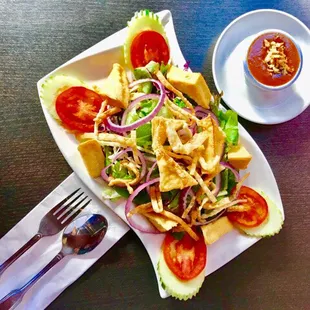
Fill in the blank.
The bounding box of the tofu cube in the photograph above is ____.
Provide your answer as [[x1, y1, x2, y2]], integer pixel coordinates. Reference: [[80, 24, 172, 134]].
[[166, 65, 212, 108], [201, 216, 234, 245], [143, 213, 178, 232], [227, 144, 252, 170], [77, 139, 105, 178]]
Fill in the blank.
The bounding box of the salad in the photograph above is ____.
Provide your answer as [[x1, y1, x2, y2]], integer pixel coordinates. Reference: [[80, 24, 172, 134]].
[[39, 10, 284, 300]]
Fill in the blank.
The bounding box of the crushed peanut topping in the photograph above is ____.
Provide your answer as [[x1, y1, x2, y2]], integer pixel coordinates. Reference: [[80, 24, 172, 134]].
[[263, 36, 294, 76]]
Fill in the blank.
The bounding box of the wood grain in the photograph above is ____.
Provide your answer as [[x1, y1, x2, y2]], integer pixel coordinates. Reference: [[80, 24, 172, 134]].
[[0, 1, 309, 309]]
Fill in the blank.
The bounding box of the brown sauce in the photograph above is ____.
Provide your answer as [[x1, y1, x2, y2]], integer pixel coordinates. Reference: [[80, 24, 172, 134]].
[[247, 32, 300, 87]]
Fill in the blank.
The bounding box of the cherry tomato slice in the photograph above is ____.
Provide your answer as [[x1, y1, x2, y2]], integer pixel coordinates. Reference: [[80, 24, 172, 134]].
[[163, 232, 206, 280], [130, 30, 170, 68], [227, 186, 268, 228], [56, 86, 103, 132]]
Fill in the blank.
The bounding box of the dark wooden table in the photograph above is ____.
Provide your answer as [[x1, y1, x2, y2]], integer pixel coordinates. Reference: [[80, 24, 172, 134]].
[[1, 1, 309, 309]]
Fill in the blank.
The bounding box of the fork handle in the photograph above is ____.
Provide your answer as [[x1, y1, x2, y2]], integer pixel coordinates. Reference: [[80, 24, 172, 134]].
[[0, 233, 42, 276], [0, 252, 64, 310]]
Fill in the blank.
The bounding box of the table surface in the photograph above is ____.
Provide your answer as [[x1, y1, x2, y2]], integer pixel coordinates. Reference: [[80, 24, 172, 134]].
[[1, 1, 309, 309]]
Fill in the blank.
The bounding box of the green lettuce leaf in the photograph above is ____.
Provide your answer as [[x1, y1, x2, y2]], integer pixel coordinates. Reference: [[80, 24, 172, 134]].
[[111, 161, 134, 180], [136, 123, 152, 148], [173, 97, 186, 108], [210, 94, 239, 148], [133, 67, 152, 93]]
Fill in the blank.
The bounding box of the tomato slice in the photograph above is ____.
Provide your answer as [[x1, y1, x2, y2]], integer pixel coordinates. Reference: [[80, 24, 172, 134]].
[[227, 186, 268, 228], [163, 232, 206, 280], [130, 30, 170, 68], [56, 86, 103, 132]]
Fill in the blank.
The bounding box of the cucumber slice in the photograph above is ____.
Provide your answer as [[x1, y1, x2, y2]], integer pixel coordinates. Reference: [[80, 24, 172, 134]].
[[238, 192, 284, 237], [124, 9, 169, 68], [157, 251, 205, 301], [39, 75, 85, 121]]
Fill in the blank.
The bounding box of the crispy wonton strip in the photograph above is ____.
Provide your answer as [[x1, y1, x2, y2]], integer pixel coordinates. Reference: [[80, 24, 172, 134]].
[[163, 149, 192, 164], [201, 199, 247, 219], [127, 202, 153, 217], [93, 100, 108, 136], [166, 125, 208, 155], [161, 210, 199, 241], [227, 204, 251, 212], [181, 195, 196, 219], [108, 161, 140, 194], [156, 71, 195, 112], [137, 146, 155, 155], [232, 172, 250, 200], [193, 171, 217, 203], [130, 130, 140, 164], [155, 186, 164, 213], [97, 133, 135, 148], [150, 186, 161, 213], [202, 197, 230, 210], [165, 98, 198, 123]]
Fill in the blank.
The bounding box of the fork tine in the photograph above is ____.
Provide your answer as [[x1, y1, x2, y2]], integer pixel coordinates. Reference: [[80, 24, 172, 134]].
[[54, 192, 84, 216], [58, 195, 88, 221], [62, 199, 92, 226], [50, 188, 81, 215]]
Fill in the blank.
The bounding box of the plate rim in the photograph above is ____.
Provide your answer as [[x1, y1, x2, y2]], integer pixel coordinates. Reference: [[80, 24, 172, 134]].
[[212, 8, 310, 125], [36, 9, 285, 298]]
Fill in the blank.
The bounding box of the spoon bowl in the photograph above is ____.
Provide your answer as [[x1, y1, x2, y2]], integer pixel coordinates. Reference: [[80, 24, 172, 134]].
[[62, 213, 108, 255]]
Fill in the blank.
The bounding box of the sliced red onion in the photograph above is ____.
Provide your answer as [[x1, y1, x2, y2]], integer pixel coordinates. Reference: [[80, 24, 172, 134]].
[[194, 106, 219, 126], [125, 178, 161, 234], [220, 161, 240, 182], [146, 161, 158, 194], [101, 148, 146, 182], [107, 79, 165, 133], [121, 93, 160, 126], [212, 173, 222, 197], [101, 163, 112, 182]]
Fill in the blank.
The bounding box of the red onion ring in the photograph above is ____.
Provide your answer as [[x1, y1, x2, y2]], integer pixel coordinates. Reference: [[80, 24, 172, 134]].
[[125, 178, 161, 234], [194, 106, 219, 126], [100, 148, 147, 183], [121, 93, 160, 126], [146, 161, 158, 194], [107, 79, 165, 133], [220, 162, 240, 182]]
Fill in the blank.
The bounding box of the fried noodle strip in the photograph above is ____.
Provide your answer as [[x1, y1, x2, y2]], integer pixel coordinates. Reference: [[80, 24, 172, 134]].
[[160, 210, 199, 240]]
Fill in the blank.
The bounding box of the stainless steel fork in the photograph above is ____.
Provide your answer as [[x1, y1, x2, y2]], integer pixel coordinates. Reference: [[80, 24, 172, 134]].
[[0, 188, 91, 276]]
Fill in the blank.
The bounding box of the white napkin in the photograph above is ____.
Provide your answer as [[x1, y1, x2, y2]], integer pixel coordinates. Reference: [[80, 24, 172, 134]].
[[0, 173, 129, 309]]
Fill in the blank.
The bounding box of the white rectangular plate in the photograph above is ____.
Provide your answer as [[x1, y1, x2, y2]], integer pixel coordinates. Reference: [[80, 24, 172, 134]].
[[37, 10, 284, 298]]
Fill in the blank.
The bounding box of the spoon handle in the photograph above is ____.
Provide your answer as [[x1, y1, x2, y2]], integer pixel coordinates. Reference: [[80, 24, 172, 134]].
[[0, 252, 64, 310], [0, 233, 42, 277]]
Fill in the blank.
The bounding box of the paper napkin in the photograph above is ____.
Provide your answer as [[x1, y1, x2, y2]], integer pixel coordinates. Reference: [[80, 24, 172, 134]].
[[0, 173, 129, 309]]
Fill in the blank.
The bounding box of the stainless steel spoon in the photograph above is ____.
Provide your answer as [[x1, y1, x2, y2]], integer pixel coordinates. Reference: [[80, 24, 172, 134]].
[[0, 213, 108, 310]]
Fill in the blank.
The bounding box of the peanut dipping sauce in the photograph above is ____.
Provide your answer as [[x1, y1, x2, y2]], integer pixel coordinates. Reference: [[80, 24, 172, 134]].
[[247, 32, 300, 87]]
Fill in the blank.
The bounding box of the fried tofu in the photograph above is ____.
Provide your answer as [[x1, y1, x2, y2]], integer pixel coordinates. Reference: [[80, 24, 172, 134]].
[[166, 65, 212, 109], [227, 144, 252, 170], [201, 216, 234, 245], [77, 139, 105, 178], [99, 63, 129, 109], [143, 212, 178, 232]]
